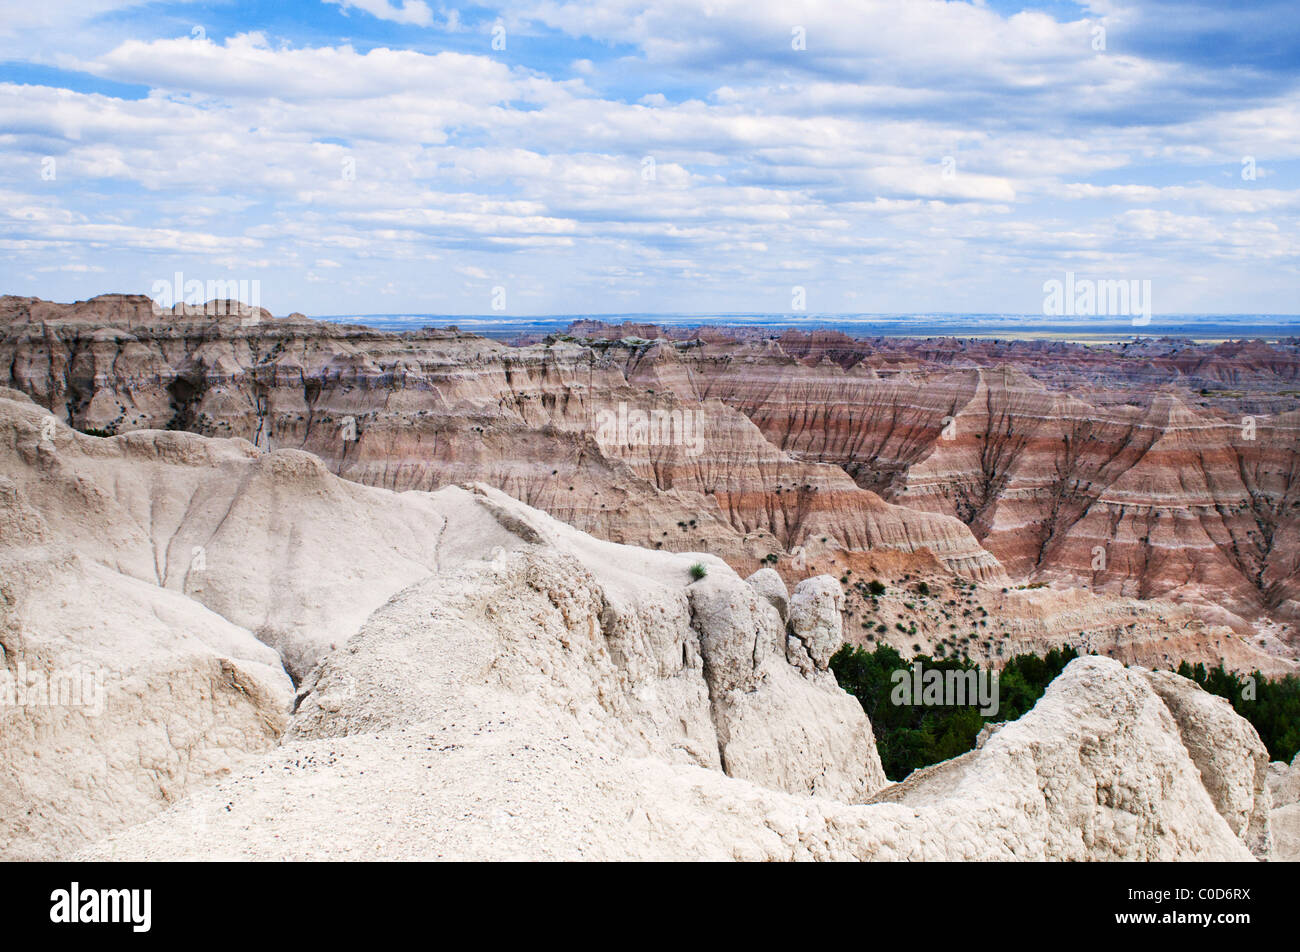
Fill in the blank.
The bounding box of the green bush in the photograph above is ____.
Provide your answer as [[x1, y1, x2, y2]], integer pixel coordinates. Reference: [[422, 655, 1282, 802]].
[[688, 562, 708, 581], [830, 644, 1079, 781], [831, 644, 1300, 780], [1174, 661, 1300, 762]]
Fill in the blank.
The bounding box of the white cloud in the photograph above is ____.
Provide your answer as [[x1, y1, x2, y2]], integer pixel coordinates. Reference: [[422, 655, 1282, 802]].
[[1063, 183, 1300, 213], [0, 3, 1296, 314], [323, 0, 435, 28], [85, 33, 517, 101]]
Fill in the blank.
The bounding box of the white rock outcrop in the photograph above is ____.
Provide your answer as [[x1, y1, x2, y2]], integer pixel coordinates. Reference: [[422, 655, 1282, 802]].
[[0, 390, 1279, 862], [0, 395, 292, 860], [1143, 669, 1272, 858], [1269, 753, 1300, 862], [744, 567, 789, 622], [788, 574, 846, 671], [687, 570, 884, 800], [82, 648, 1261, 861]]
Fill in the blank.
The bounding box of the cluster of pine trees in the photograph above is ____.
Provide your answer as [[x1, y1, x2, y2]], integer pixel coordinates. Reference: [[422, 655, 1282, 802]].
[[1174, 660, 1300, 763], [830, 644, 1300, 781]]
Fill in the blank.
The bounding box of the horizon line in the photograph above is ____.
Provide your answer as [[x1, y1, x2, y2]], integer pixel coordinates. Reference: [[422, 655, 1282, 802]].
[[311, 312, 1300, 320]]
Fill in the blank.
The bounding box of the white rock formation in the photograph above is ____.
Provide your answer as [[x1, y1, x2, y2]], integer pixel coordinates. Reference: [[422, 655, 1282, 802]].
[[1143, 670, 1272, 858], [0, 388, 476, 684], [744, 567, 789, 622], [686, 569, 883, 800], [0, 389, 1277, 861], [82, 649, 1260, 861], [0, 394, 293, 860], [788, 574, 846, 671], [1269, 753, 1300, 862]]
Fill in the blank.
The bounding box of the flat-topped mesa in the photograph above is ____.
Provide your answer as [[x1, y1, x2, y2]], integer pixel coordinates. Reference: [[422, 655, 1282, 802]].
[[0, 293, 276, 330]]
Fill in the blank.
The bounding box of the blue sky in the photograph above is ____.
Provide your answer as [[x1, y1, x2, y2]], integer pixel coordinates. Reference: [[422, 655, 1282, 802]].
[[1, 0, 1298, 316]]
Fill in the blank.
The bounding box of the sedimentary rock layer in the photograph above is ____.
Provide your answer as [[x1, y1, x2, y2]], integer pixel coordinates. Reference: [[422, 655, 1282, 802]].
[[4, 295, 1297, 653], [0, 295, 1002, 582], [2, 387, 1282, 861]]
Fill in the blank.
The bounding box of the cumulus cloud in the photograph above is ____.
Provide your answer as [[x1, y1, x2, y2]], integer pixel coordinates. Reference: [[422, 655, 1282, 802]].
[[323, 0, 435, 28], [0, 1, 1296, 314]]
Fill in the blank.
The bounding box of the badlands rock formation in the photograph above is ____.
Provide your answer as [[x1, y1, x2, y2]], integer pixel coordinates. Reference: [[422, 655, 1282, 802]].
[[4, 295, 1298, 670], [1143, 670, 1272, 856], [0, 387, 882, 856], [1269, 753, 1300, 861], [80, 647, 1273, 861], [639, 329, 1300, 636], [813, 546, 1294, 675], [0, 388, 1285, 861], [0, 294, 1006, 584]]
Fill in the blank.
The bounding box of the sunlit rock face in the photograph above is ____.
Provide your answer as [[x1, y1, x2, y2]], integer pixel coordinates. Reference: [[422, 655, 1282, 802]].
[[0, 384, 1280, 863]]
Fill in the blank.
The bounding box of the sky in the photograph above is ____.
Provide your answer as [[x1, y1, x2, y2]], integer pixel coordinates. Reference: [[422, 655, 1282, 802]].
[[1, 0, 1298, 317]]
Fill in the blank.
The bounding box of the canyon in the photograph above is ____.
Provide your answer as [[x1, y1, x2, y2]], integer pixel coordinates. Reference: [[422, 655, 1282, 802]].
[[0, 384, 1290, 861], [2, 294, 1296, 674]]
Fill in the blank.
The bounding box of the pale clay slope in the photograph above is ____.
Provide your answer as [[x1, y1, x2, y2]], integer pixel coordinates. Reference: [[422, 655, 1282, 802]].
[[2, 388, 880, 856], [85, 627, 1264, 860], [0, 389, 1285, 861]]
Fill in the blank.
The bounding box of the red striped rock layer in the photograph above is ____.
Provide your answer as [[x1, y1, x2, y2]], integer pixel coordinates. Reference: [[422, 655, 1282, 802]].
[[570, 322, 1300, 415], [623, 335, 1300, 632], [0, 295, 1003, 582], [8, 295, 1299, 637]]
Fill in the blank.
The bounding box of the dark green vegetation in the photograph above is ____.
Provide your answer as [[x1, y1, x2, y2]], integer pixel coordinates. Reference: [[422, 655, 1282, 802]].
[[688, 562, 708, 581], [1175, 661, 1300, 763], [831, 644, 1300, 781], [830, 643, 1078, 781]]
